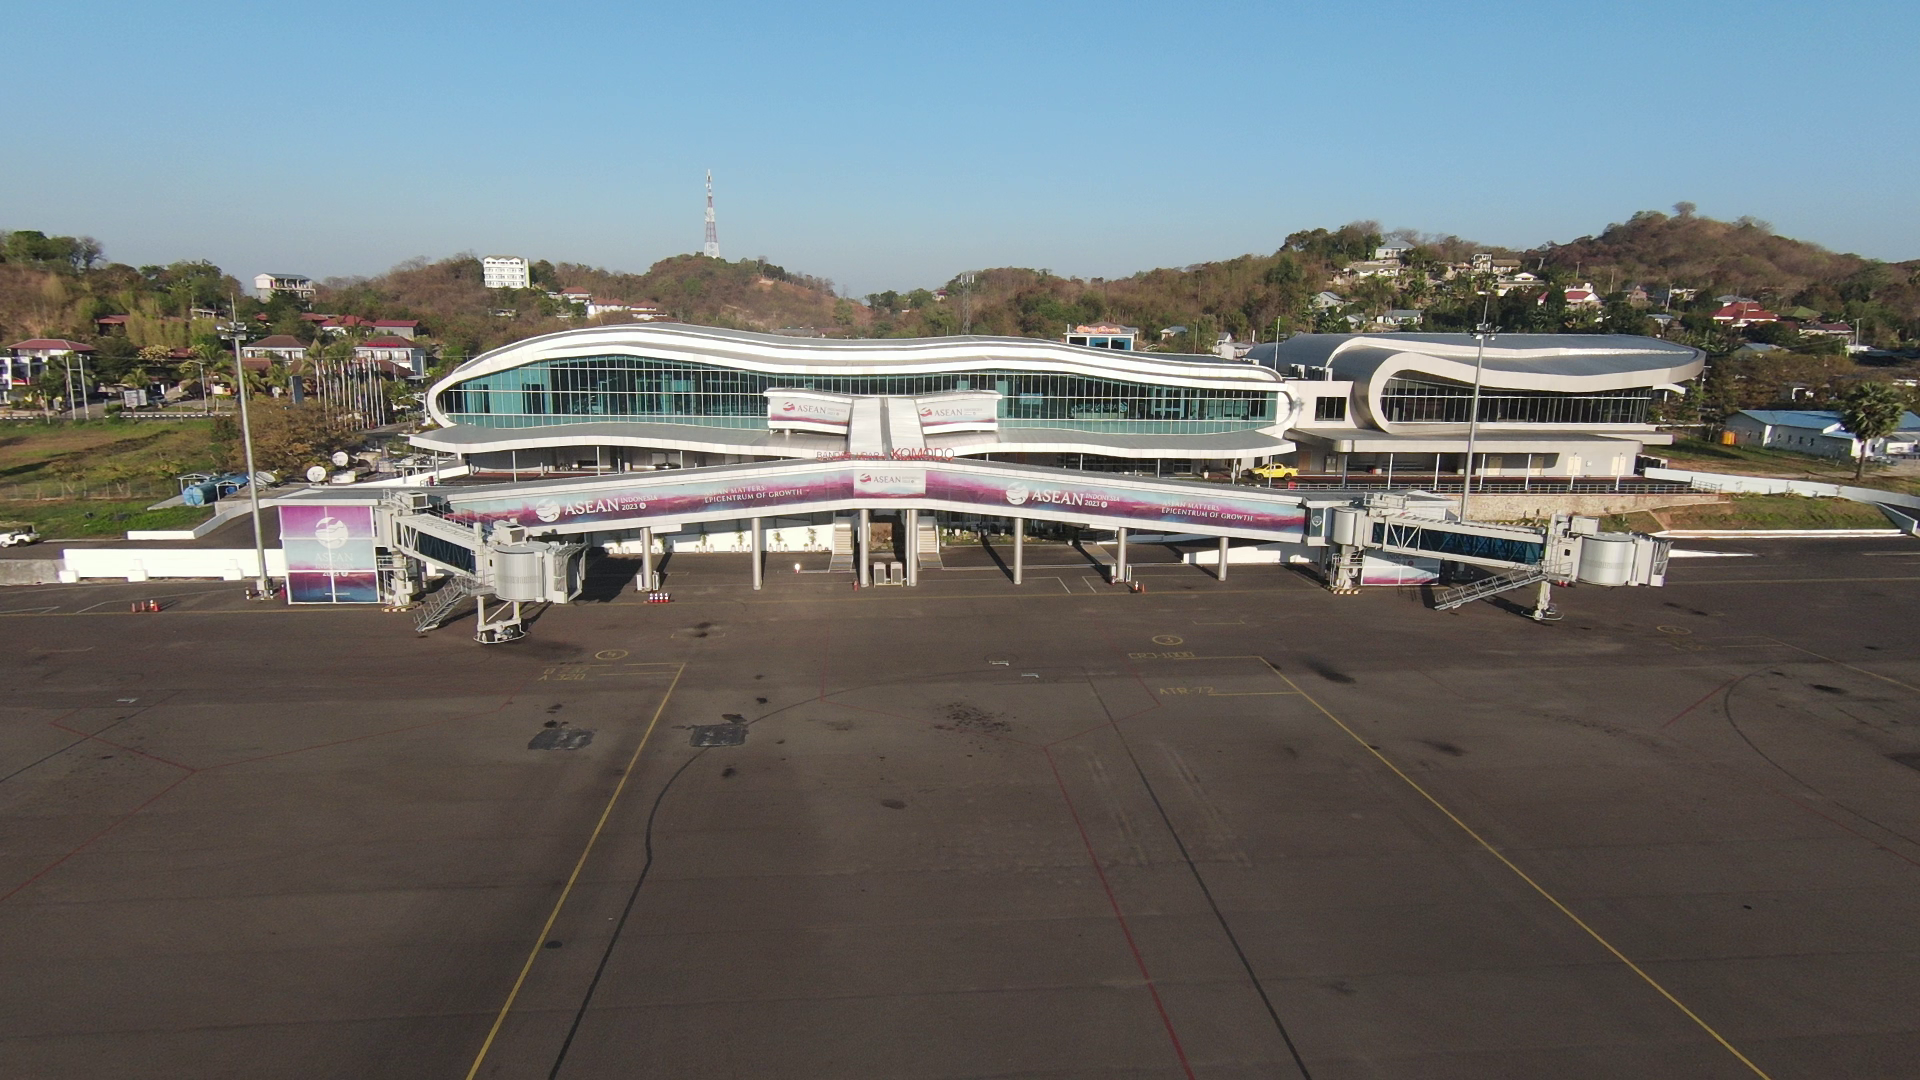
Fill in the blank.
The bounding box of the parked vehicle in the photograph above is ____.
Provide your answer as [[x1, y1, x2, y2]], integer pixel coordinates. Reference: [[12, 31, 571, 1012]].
[[0, 523, 40, 547], [1250, 463, 1299, 479]]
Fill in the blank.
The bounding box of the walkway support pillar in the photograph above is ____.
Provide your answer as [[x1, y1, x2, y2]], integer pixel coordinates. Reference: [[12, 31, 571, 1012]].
[[640, 527, 654, 591], [1217, 535, 1229, 581], [1013, 517, 1024, 585], [857, 508, 870, 587], [750, 516, 763, 591], [1116, 527, 1129, 583], [904, 509, 919, 586]]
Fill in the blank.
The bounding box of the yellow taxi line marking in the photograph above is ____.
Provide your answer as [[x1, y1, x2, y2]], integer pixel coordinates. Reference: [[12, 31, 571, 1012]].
[[1258, 658, 1775, 1079], [1766, 637, 1920, 695], [463, 661, 686, 1080]]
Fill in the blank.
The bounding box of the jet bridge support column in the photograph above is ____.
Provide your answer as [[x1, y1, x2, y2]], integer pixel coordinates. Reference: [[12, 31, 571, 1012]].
[[1012, 517, 1024, 585], [750, 517, 763, 591], [639, 527, 654, 591], [857, 508, 870, 587], [904, 509, 919, 586], [1530, 578, 1557, 622], [1217, 535, 1229, 581], [1116, 528, 1129, 583]]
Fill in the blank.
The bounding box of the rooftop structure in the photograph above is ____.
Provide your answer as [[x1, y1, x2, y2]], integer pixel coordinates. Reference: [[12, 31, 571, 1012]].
[[1064, 323, 1138, 351]]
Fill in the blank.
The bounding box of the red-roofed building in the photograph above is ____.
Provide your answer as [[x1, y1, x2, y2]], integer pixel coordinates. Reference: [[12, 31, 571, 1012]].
[[318, 315, 375, 336], [1539, 282, 1603, 309], [373, 319, 420, 340], [95, 314, 131, 331], [6, 339, 95, 393], [354, 335, 426, 376], [1711, 301, 1779, 328]]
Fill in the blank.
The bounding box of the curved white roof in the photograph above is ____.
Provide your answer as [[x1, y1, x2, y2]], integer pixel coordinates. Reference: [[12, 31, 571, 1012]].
[[426, 323, 1281, 427], [1252, 333, 1704, 434]]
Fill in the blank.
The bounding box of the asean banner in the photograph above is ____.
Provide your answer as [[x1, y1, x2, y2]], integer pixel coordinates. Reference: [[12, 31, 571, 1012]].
[[280, 503, 379, 604]]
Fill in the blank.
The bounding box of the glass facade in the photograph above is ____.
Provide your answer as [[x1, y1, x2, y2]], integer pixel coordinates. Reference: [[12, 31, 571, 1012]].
[[438, 354, 1277, 434], [1380, 375, 1652, 426]]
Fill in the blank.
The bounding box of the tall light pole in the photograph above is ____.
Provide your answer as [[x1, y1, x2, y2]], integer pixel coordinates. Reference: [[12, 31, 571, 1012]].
[[222, 306, 272, 596], [1459, 294, 1495, 520]]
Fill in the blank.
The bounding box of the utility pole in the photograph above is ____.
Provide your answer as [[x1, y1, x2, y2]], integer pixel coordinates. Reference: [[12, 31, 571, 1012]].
[[1459, 294, 1496, 521], [222, 300, 272, 597]]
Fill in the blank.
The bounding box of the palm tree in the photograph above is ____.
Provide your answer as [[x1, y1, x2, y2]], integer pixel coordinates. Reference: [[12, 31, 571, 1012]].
[[1838, 381, 1908, 481]]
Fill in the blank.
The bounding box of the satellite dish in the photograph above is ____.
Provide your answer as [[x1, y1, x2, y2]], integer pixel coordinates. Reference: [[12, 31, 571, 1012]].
[[254, 471, 277, 486], [306, 465, 328, 483], [330, 451, 351, 468]]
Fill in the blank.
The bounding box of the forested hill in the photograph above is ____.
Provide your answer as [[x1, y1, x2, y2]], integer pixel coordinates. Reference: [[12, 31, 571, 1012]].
[[1539, 207, 1882, 299], [317, 253, 859, 360], [863, 211, 1918, 352]]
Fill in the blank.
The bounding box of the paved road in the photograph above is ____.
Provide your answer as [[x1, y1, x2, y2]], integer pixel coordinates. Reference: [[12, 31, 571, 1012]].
[[1, 538, 1917, 1078]]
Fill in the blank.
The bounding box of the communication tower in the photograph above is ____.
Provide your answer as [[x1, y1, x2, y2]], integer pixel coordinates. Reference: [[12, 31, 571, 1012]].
[[703, 171, 720, 258]]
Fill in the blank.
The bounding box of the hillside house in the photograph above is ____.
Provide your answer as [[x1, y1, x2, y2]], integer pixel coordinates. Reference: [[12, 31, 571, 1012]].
[[1559, 283, 1603, 309], [1712, 302, 1779, 328], [5, 338, 94, 393], [353, 336, 426, 376], [239, 334, 309, 369], [253, 273, 315, 302], [482, 256, 531, 290]]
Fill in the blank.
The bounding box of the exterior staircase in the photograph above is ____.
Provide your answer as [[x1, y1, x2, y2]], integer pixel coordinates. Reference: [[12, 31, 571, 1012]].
[[828, 517, 855, 573], [916, 518, 942, 569], [414, 576, 485, 632], [1432, 564, 1553, 611]]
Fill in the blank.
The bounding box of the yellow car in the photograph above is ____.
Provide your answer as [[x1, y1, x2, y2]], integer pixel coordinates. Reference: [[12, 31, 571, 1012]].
[[1250, 463, 1299, 479]]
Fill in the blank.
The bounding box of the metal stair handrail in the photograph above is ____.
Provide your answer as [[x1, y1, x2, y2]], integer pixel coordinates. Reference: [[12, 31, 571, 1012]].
[[413, 576, 487, 633]]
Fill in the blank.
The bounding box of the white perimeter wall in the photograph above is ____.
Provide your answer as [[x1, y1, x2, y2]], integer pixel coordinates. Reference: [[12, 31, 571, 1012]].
[[62, 548, 289, 582]]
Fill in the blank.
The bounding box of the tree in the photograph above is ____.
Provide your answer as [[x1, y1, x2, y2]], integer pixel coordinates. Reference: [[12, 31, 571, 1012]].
[[1838, 381, 1908, 480], [210, 398, 359, 475]]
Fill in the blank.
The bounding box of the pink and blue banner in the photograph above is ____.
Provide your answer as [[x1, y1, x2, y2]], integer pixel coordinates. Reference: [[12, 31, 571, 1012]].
[[280, 503, 379, 604], [445, 463, 1307, 542]]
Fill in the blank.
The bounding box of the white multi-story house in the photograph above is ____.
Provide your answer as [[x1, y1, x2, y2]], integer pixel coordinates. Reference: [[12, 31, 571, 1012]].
[[253, 273, 315, 302], [239, 334, 309, 367], [4, 338, 94, 393], [482, 256, 531, 290]]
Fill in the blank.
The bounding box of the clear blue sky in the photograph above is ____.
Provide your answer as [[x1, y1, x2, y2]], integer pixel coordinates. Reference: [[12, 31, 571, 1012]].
[[7, 0, 1916, 297]]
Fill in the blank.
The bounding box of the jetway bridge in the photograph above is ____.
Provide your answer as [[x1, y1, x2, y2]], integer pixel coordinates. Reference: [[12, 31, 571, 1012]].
[[289, 457, 1668, 640]]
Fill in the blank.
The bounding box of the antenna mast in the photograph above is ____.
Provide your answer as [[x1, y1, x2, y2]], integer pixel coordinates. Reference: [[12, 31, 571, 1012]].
[[703, 171, 720, 258]]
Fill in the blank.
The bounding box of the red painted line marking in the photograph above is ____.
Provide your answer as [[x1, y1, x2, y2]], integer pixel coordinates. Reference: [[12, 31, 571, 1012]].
[[49, 719, 198, 773], [1660, 676, 1739, 729], [0, 773, 193, 903], [1045, 747, 1197, 1080]]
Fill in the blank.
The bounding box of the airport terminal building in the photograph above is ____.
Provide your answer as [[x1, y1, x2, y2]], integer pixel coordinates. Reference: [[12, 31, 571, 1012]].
[[413, 325, 1703, 481]]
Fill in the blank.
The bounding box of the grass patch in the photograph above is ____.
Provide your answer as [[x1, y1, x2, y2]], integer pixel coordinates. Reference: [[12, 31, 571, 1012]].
[[1605, 494, 1895, 533], [0, 499, 213, 539], [0, 417, 218, 497], [1663, 437, 1920, 496]]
